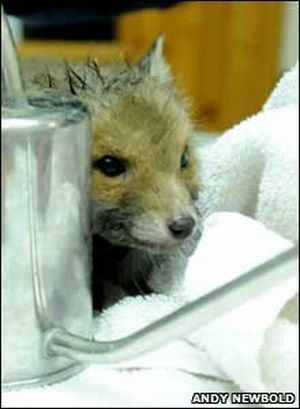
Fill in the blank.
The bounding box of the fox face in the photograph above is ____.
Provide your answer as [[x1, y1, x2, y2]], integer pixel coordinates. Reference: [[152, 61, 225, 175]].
[[21, 36, 201, 255], [86, 37, 201, 254]]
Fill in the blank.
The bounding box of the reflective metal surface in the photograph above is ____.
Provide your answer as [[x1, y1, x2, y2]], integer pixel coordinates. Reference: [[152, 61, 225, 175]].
[[2, 96, 92, 387]]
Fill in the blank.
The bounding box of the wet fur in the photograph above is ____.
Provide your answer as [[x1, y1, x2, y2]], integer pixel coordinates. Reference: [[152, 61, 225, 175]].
[[21, 37, 201, 310]]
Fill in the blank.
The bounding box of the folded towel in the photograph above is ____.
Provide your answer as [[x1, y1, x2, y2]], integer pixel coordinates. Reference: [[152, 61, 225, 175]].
[[263, 62, 298, 111], [197, 66, 298, 242], [183, 214, 297, 397]]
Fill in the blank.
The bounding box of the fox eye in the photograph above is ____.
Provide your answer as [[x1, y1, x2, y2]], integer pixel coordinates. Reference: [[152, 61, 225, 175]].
[[180, 149, 189, 169], [93, 155, 126, 177]]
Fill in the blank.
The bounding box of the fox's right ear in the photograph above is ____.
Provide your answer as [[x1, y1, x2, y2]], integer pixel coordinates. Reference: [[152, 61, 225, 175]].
[[137, 35, 172, 83]]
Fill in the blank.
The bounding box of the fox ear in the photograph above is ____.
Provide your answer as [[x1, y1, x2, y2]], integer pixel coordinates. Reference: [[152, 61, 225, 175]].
[[138, 35, 172, 83]]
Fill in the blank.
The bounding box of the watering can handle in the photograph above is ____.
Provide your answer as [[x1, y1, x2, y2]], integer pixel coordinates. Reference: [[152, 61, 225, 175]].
[[45, 244, 298, 365]]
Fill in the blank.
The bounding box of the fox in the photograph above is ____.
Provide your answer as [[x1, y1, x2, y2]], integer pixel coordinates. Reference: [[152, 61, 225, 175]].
[[22, 36, 202, 310]]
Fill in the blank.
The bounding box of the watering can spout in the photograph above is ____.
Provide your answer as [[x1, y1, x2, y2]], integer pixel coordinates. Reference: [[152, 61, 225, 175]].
[[44, 245, 298, 365]]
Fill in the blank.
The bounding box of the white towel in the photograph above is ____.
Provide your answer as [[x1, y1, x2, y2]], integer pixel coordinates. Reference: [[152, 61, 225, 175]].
[[197, 64, 299, 242], [263, 62, 298, 111]]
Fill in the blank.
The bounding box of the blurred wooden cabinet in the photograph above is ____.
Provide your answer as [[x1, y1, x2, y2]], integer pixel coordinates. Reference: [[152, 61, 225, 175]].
[[18, 1, 283, 131], [117, 1, 283, 131]]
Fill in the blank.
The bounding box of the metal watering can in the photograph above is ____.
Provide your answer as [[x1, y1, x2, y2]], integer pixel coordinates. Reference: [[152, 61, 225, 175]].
[[1, 8, 298, 389]]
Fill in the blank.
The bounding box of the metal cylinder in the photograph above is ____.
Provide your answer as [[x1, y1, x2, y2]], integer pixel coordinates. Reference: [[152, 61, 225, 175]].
[[2, 93, 92, 388]]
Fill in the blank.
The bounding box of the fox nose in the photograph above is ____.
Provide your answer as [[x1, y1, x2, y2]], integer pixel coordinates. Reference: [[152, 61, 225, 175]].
[[168, 217, 195, 240]]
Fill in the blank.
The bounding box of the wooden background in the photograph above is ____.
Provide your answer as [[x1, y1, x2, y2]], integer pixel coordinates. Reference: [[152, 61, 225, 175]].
[[18, 1, 283, 132]]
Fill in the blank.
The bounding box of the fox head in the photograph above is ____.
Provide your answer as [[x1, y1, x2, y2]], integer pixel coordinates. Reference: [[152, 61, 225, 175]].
[[77, 36, 201, 254]]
